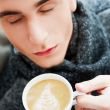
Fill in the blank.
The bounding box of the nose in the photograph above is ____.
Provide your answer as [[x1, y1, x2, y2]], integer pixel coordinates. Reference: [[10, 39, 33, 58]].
[[27, 18, 48, 47]]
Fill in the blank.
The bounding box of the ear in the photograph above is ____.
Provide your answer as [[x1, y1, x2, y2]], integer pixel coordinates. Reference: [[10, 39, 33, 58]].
[[69, 0, 77, 12]]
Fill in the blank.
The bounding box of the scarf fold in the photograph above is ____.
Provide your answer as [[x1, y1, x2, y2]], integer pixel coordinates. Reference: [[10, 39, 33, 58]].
[[12, 1, 110, 90]]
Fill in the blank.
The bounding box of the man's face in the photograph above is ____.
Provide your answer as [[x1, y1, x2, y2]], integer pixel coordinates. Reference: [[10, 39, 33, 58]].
[[0, 0, 76, 68]]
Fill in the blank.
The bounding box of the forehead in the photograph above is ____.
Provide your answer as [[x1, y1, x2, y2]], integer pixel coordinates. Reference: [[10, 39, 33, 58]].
[[0, 0, 48, 3], [0, 0, 51, 10]]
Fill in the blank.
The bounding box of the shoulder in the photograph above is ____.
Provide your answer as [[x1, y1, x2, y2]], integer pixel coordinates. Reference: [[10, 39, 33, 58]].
[[78, 0, 110, 13], [77, 0, 110, 42]]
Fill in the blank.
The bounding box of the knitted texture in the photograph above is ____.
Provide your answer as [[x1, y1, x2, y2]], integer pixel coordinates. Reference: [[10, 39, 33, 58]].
[[0, 0, 110, 110]]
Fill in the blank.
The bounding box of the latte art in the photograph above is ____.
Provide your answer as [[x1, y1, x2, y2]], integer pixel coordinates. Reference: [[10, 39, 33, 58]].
[[33, 84, 60, 110], [27, 79, 71, 110]]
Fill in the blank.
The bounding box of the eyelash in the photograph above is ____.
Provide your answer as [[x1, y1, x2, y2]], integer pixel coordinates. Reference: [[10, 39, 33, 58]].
[[9, 8, 54, 25], [39, 8, 54, 13], [9, 18, 23, 24]]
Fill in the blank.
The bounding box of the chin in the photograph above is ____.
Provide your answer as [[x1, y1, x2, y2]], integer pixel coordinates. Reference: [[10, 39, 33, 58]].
[[38, 59, 64, 69], [38, 63, 58, 69]]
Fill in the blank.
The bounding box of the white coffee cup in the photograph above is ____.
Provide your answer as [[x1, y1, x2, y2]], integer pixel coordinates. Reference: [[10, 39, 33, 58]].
[[22, 73, 84, 110]]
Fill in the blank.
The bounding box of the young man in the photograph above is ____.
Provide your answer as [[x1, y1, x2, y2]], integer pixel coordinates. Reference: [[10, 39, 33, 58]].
[[0, 0, 110, 109]]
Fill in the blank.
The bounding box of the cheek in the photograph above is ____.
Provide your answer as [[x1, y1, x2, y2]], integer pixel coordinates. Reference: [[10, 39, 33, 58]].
[[47, 9, 73, 42], [2, 23, 27, 48]]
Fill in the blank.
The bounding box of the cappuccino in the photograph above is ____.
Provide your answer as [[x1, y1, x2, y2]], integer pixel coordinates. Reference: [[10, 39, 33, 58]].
[[27, 79, 71, 110]]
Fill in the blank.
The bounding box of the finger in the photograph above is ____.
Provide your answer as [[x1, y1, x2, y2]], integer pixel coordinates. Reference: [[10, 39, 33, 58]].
[[75, 105, 83, 110], [100, 87, 110, 95], [97, 88, 105, 94], [77, 94, 110, 110], [75, 105, 95, 110], [75, 105, 96, 110], [75, 75, 110, 93]]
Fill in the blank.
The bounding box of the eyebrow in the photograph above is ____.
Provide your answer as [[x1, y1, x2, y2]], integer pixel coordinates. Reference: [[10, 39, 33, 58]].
[[35, 0, 49, 7], [0, 0, 49, 18], [0, 11, 21, 18]]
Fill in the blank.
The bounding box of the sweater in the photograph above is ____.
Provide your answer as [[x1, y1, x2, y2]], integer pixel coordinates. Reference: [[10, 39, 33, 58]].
[[0, 0, 110, 110]]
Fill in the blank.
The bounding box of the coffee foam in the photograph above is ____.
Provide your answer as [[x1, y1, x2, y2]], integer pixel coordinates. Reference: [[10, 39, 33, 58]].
[[23, 74, 73, 110], [32, 83, 60, 110]]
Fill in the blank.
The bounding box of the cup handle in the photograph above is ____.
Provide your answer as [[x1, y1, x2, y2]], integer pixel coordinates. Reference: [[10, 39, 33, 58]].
[[72, 91, 85, 106]]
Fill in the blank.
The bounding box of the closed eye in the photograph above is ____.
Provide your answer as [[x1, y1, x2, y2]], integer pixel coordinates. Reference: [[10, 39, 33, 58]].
[[38, 2, 55, 13], [39, 8, 54, 13], [4, 15, 23, 24], [9, 18, 22, 24]]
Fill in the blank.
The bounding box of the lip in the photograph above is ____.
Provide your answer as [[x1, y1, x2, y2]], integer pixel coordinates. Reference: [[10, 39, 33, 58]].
[[33, 45, 57, 57]]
